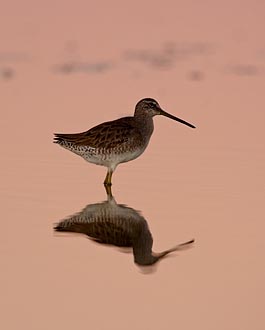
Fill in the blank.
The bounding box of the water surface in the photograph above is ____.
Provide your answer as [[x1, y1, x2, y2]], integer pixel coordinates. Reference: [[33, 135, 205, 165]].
[[2, 1, 265, 330]]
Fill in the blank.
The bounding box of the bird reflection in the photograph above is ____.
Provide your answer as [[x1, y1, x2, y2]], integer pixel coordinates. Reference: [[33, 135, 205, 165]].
[[54, 186, 194, 269]]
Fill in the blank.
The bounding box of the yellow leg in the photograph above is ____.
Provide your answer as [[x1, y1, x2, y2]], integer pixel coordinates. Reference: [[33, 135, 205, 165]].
[[104, 184, 113, 198], [104, 169, 113, 186]]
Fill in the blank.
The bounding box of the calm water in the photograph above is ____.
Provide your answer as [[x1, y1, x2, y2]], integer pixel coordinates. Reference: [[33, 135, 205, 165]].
[[2, 1, 265, 330]]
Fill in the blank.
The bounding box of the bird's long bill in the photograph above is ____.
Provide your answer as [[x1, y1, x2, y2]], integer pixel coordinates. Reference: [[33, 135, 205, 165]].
[[160, 109, 196, 129], [156, 239, 195, 260]]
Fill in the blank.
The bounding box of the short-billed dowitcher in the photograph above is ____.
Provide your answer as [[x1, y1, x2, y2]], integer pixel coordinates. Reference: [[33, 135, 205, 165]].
[[54, 98, 195, 185], [54, 186, 194, 267]]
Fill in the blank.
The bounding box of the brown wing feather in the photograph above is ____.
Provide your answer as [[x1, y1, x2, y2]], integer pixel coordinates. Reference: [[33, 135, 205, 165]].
[[54, 117, 141, 149], [55, 220, 133, 247]]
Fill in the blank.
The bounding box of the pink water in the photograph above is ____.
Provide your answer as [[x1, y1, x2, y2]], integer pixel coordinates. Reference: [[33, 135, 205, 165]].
[[1, 1, 265, 329]]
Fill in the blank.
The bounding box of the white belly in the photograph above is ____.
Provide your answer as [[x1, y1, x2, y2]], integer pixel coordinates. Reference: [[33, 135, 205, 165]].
[[59, 140, 148, 170]]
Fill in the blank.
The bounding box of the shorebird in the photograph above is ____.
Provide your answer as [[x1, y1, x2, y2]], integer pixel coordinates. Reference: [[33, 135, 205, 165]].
[[54, 186, 194, 267], [54, 98, 195, 185]]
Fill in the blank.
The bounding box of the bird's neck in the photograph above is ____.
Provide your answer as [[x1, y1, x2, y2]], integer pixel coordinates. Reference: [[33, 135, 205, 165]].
[[134, 115, 154, 139], [132, 225, 155, 265]]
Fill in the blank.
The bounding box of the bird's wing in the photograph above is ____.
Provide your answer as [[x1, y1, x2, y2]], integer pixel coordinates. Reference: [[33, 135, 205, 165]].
[[54, 117, 141, 149], [55, 218, 133, 247]]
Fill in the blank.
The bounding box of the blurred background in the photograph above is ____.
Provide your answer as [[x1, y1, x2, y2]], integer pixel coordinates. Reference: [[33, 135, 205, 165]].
[[1, 1, 265, 329]]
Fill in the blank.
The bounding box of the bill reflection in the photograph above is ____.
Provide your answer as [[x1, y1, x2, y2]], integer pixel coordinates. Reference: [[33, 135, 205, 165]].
[[54, 187, 194, 270]]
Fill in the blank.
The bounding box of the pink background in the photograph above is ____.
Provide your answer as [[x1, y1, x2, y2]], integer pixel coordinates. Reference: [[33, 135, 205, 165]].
[[1, 1, 265, 329]]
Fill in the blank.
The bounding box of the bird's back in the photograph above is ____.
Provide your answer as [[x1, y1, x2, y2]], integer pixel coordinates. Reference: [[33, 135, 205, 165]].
[[54, 117, 143, 148]]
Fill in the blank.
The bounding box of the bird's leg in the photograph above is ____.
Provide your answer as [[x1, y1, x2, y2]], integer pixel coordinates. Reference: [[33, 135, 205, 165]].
[[104, 169, 113, 186], [104, 184, 113, 198]]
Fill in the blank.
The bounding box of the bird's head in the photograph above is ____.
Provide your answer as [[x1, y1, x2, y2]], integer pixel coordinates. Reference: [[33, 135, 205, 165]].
[[134, 98, 195, 128]]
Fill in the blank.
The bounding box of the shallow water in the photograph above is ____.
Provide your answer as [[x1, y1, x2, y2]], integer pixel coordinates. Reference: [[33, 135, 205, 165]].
[[2, 1, 265, 330]]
